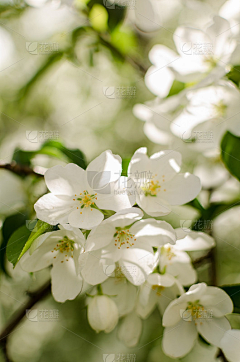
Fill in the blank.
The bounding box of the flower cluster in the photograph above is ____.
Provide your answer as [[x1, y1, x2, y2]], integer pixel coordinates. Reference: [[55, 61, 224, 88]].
[[18, 148, 236, 360]]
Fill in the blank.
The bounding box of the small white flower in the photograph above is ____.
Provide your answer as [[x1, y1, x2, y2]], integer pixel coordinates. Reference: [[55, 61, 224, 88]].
[[162, 283, 233, 358], [220, 329, 240, 362], [137, 273, 184, 318], [34, 150, 135, 230], [81, 208, 176, 286], [128, 148, 201, 216], [20, 225, 85, 302], [87, 295, 119, 333], [171, 81, 240, 146], [150, 16, 237, 86], [159, 244, 197, 286]]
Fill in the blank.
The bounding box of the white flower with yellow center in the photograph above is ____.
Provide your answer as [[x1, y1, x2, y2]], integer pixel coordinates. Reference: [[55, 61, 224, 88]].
[[159, 244, 197, 286], [81, 208, 176, 286], [171, 81, 240, 147], [162, 283, 233, 358], [20, 225, 85, 302], [137, 273, 184, 319], [147, 16, 237, 89], [128, 148, 201, 217], [34, 150, 135, 230]]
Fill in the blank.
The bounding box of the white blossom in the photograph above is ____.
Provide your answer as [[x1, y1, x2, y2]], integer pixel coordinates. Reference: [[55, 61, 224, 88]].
[[162, 283, 233, 358], [21, 225, 85, 302], [128, 148, 201, 216], [34, 150, 135, 230], [81, 208, 176, 286]]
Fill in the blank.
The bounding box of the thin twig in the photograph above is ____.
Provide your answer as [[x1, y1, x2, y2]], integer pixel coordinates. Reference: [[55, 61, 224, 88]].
[[0, 163, 43, 177], [0, 281, 51, 361]]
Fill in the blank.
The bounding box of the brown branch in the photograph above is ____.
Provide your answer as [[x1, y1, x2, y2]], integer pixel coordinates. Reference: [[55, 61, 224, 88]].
[[0, 281, 51, 362], [0, 163, 43, 177]]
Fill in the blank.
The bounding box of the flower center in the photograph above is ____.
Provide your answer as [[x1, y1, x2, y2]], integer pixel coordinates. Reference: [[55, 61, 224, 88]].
[[113, 228, 136, 249], [161, 245, 176, 261], [141, 175, 166, 197], [203, 55, 218, 69], [72, 190, 97, 211], [152, 285, 165, 296], [214, 100, 227, 117], [52, 236, 75, 262], [185, 300, 205, 320]]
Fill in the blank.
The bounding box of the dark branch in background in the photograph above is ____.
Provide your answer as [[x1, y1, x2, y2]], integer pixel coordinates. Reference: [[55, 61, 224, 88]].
[[98, 34, 148, 75], [0, 281, 51, 362], [0, 163, 43, 177]]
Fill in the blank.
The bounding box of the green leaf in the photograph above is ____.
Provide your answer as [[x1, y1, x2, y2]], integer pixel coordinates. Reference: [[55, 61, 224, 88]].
[[18, 220, 51, 261], [221, 131, 240, 181], [12, 140, 87, 169], [221, 285, 240, 313], [1, 213, 28, 275], [6, 220, 52, 267], [6, 225, 32, 267]]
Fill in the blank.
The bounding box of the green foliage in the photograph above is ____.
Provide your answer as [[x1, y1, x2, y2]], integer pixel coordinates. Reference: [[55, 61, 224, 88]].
[[1, 213, 29, 275], [6, 220, 53, 267], [221, 131, 240, 181], [18, 220, 52, 261], [222, 285, 240, 313], [227, 66, 240, 87], [12, 140, 87, 169]]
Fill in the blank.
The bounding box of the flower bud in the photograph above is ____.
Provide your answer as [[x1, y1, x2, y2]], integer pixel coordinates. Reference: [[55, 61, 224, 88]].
[[87, 295, 119, 333]]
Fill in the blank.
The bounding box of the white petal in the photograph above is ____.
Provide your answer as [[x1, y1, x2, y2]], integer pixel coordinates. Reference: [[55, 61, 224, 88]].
[[96, 177, 136, 212], [138, 194, 172, 217], [221, 329, 240, 362], [85, 222, 115, 251], [197, 317, 231, 348], [131, 219, 176, 247], [102, 207, 143, 229], [162, 297, 188, 327], [160, 173, 201, 205], [20, 238, 57, 272], [80, 250, 113, 285], [68, 207, 103, 230], [86, 150, 122, 192], [102, 278, 137, 317], [200, 287, 233, 317], [175, 229, 216, 251], [118, 313, 142, 347], [162, 319, 198, 358], [145, 65, 174, 98], [135, 0, 161, 32], [119, 248, 154, 286], [51, 254, 83, 302], [34, 193, 73, 225], [44, 163, 87, 196]]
